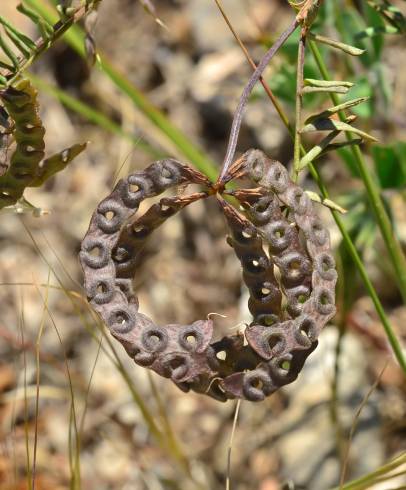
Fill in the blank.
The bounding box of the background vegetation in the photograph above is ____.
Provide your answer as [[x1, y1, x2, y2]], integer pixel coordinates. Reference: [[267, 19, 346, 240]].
[[0, 0, 405, 489]]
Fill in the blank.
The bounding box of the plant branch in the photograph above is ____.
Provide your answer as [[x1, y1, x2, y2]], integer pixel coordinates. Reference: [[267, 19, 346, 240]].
[[1, 2, 98, 87], [217, 17, 299, 184], [294, 29, 306, 180], [309, 39, 406, 306], [213, 2, 406, 374]]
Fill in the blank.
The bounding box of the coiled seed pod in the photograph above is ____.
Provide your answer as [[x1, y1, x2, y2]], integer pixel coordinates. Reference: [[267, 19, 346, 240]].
[[80, 149, 337, 402]]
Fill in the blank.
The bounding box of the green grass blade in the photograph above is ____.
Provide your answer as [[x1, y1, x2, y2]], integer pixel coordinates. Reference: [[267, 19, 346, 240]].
[[28, 73, 164, 159], [309, 39, 406, 307], [24, 0, 219, 181]]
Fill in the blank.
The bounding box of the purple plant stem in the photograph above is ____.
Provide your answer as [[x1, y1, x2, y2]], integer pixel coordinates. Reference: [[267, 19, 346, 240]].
[[217, 17, 298, 184]]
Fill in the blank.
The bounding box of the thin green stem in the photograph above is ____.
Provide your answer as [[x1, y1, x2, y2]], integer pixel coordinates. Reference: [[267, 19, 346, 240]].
[[330, 452, 406, 490], [308, 164, 406, 373], [214, 6, 406, 374], [309, 39, 406, 305]]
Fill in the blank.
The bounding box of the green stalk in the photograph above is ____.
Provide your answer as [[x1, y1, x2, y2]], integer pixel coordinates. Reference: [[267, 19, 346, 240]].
[[308, 165, 406, 373], [309, 39, 406, 305], [24, 0, 219, 181], [330, 452, 406, 490], [214, 5, 406, 373]]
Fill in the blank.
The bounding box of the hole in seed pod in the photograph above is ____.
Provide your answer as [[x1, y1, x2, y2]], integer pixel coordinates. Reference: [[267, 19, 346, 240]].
[[185, 334, 197, 345], [162, 167, 172, 179], [251, 377, 263, 389], [310, 221, 328, 245], [297, 294, 308, 304], [142, 328, 168, 351], [269, 334, 283, 351], [89, 246, 101, 257], [115, 312, 127, 325], [26, 145, 35, 152], [280, 360, 291, 371], [274, 228, 285, 239], [216, 350, 227, 361], [261, 287, 271, 296], [97, 283, 107, 294], [321, 256, 333, 271], [160, 204, 170, 212], [104, 210, 115, 221], [300, 323, 310, 338], [320, 292, 331, 305], [1, 191, 12, 198], [290, 259, 301, 270], [242, 230, 252, 239], [149, 334, 161, 346], [256, 203, 268, 213], [293, 189, 303, 206], [288, 259, 302, 278], [262, 315, 276, 326], [322, 261, 330, 272], [129, 183, 140, 193], [25, 123, 34, 130], [168, 356, 187, 376]]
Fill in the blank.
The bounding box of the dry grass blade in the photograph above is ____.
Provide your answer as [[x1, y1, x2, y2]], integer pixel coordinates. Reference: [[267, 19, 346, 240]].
[[226, 400, 241, 490], [31, 270, 50, 490], [339, 360, 389, 488]]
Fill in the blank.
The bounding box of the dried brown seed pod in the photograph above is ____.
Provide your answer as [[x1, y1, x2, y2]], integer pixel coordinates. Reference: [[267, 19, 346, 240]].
[[80, 150, 337, 402]]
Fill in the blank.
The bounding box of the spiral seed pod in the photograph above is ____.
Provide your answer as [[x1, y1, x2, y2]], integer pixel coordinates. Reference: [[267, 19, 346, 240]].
[[80, 149, 337, 402], [80, 159, 222, 394]]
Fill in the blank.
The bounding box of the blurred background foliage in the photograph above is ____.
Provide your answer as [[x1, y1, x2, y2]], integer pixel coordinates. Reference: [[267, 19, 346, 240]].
[[0, 1, 406, 489]]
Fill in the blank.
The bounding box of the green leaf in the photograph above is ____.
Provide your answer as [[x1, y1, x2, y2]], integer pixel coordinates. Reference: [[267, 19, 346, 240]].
[[304, 78, 354, 88], [308, 32, 365, 56], [305, 97, 370, 123], [372, 142, 406, 189], [0, 34, 19, 68], [0, 15, 36, 50], [3, 25, 31, 58], [298, 130, 339, 170], [16, 3, 54, 38], [302, 118, 378, 142], [302, 85, 349, 95], [29, 142, 87, 187], [318, 138, 363, 156]]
